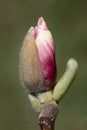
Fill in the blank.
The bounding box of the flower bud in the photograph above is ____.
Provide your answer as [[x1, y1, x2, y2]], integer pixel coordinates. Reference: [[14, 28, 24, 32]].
[[20, 17, 57, 94], [34, 17, 57, 88]]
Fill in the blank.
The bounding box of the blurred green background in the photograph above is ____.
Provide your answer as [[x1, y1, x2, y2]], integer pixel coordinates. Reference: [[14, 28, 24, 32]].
[[0, 0, 87, 130]]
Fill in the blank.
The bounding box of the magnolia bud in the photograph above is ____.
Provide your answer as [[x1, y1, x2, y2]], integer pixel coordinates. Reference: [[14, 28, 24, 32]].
[[20, 17, 57, 94]]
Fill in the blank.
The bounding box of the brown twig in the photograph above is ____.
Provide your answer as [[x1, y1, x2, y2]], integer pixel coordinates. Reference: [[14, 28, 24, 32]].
[[38, 101, 58, 130], [38, 116, 55, 130]]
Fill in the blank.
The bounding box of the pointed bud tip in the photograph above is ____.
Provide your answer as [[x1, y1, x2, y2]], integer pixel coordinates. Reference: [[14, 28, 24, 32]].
[[37, 17, 48, 30]]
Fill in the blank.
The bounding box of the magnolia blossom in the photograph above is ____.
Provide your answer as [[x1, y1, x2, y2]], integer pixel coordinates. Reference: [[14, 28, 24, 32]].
[[34, 17, 57, 88]]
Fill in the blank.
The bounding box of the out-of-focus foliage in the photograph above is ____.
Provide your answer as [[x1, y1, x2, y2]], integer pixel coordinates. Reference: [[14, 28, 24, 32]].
[[0, 0, 87, 130]]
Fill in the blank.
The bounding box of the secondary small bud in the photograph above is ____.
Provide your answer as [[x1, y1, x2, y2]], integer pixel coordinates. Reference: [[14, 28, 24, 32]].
[[53, 58, 78, 101]]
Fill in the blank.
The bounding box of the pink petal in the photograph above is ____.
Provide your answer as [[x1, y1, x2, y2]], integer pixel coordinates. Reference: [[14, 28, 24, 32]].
[[34, 17, 57, 88]]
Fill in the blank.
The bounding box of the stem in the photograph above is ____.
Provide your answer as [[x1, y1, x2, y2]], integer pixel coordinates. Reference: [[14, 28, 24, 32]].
[[38, 101, 58, 130], [38, 116, 55, 130]]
